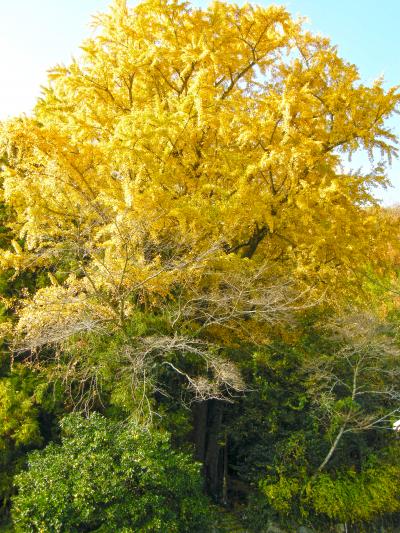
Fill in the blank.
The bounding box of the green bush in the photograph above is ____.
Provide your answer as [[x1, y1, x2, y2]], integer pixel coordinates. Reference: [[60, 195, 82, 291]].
[[0, 364, 62, 523], [12, 413, 214, 532], [307, 455, 400, 523], [258, 451, 400, 529]]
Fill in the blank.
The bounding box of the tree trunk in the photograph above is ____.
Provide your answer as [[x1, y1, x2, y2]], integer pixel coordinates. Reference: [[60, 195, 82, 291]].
[[317, 424, 346, 471], [192, 400, 224, 501], [222, 430, 229, 506], [193, 401, 208, 462]]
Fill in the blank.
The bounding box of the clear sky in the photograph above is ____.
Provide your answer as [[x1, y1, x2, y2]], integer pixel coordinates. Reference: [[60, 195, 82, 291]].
[[0, 0, 399, 204]]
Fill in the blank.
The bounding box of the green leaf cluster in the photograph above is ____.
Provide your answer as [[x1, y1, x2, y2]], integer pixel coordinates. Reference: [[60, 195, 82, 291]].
[[12, 413, 214, 532]]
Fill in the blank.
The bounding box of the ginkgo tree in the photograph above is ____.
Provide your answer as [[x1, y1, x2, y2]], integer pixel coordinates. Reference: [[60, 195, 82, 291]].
[[0, 0, 399, 407]]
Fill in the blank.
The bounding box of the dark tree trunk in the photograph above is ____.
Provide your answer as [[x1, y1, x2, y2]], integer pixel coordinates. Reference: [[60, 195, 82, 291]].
[[205, 400, 223, 500], [222, 430, 229, 505], [192, 400, 225, 501], [193, 401, 208, 462]]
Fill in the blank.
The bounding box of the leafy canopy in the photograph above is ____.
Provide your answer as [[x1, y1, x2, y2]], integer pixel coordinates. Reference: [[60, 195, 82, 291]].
[[0, 0, 399, 416], [1, 0, 398, 319]]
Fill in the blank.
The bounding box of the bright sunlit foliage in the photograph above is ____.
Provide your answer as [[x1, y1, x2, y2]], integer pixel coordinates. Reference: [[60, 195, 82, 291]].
[[1, 1, 399, 336]]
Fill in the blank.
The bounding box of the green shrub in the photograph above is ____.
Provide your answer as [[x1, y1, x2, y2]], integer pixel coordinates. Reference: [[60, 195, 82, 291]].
[[12, 413, 214, 532], [0, 364, 62, 522], [307, 456, 400, 523], [258, 451, 400, 528]]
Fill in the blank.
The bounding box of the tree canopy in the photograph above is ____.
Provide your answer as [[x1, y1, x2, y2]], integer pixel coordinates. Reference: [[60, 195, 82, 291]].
[[0, 0, 398, 401], [1, 0, 399, 314]]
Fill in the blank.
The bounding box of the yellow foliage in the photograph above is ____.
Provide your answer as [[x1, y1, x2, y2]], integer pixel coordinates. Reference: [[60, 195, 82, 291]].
[[0, 0, 399, 345]]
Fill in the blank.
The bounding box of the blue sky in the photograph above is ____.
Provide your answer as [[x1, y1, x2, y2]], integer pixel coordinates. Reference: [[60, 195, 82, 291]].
[[0, 0, 399, 204]]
